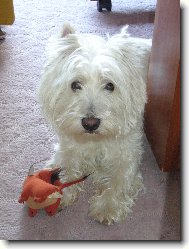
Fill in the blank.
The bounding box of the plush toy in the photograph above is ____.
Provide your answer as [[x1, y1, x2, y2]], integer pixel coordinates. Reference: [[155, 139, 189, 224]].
[[18, 165, 88, 217]]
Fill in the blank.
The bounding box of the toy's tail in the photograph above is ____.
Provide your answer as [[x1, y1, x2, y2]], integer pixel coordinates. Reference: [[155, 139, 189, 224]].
[[58, 174, 90, 190]]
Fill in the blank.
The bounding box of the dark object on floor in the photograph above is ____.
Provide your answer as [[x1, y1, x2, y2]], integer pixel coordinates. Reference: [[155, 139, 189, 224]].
[[91, 0, 112, 12], [0, 27, 6, 39]]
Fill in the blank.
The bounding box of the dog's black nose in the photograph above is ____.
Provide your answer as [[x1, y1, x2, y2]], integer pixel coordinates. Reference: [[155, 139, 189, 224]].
[[82, 117, 100, 132]]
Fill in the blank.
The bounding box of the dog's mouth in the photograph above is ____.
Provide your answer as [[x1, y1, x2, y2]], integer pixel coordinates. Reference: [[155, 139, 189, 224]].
[[84, 130, 99, 135]]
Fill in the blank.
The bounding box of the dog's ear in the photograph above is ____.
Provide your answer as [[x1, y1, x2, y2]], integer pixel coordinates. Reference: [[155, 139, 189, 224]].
[[60, 22, 75, 38], [107, 29, 151, 130], [44, 22, 79, 63]]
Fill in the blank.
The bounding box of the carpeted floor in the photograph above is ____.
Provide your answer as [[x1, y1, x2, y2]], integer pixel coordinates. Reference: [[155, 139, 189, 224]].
[[0, 0, 180, 240]]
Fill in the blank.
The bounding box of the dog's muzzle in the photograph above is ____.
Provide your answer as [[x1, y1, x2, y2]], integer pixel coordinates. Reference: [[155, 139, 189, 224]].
[[81, 117, 101, 133]]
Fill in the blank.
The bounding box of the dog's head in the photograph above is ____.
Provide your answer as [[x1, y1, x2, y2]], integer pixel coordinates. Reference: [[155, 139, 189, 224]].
[[39, 23, 151, 141]]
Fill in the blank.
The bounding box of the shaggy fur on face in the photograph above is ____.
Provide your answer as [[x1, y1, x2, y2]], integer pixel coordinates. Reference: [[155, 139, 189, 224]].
[[38, 23, 151, 225]]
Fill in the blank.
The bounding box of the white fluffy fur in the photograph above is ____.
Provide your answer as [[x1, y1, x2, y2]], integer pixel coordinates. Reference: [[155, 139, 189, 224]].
[[38, 23, 151, 225]]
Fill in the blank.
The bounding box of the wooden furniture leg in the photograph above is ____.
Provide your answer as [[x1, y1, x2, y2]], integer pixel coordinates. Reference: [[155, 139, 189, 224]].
[[145, 0, 180, 171]]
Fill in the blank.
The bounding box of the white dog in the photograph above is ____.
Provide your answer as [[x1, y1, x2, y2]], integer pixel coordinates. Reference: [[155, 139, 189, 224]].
[[38, 23, 151, 225]]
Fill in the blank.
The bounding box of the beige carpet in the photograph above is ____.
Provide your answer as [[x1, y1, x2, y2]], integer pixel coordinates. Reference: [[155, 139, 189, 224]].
[[0, 0, 180, 240]]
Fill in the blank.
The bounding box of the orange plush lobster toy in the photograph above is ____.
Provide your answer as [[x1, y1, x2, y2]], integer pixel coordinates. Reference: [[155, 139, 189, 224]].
[[18, 165, 88, 217]]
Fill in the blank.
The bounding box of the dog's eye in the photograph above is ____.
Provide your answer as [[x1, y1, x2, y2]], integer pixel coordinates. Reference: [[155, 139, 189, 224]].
[[104, 83, 114, 92], [71, 81, 82, 91]]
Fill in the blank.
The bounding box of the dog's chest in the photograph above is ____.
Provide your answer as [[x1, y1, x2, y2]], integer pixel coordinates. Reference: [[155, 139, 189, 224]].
[[65, 141, 106, 170], [62, 138, 127, 173], [79, 142, 104, 165]]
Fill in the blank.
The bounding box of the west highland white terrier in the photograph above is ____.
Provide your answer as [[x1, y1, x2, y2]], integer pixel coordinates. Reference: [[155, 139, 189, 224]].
[[38, 23, 151, 225]]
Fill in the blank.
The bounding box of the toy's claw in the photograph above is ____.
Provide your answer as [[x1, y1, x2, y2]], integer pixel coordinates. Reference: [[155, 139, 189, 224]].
[[28, 208, 38, 217], [18, 195, 26, 203]]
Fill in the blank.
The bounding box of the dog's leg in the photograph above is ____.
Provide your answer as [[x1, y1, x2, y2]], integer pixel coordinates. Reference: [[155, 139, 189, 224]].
[[44, 143, 62, 169], [89, 167, 144, 225], [59, 179, 83, 207], [44, 143, 84, 206]]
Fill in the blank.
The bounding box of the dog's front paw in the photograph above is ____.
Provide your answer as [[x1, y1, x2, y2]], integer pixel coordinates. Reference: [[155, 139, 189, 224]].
[[61, 187, 79, 206], [60, 185, 80, 207], [88, 192, 132, 225]]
